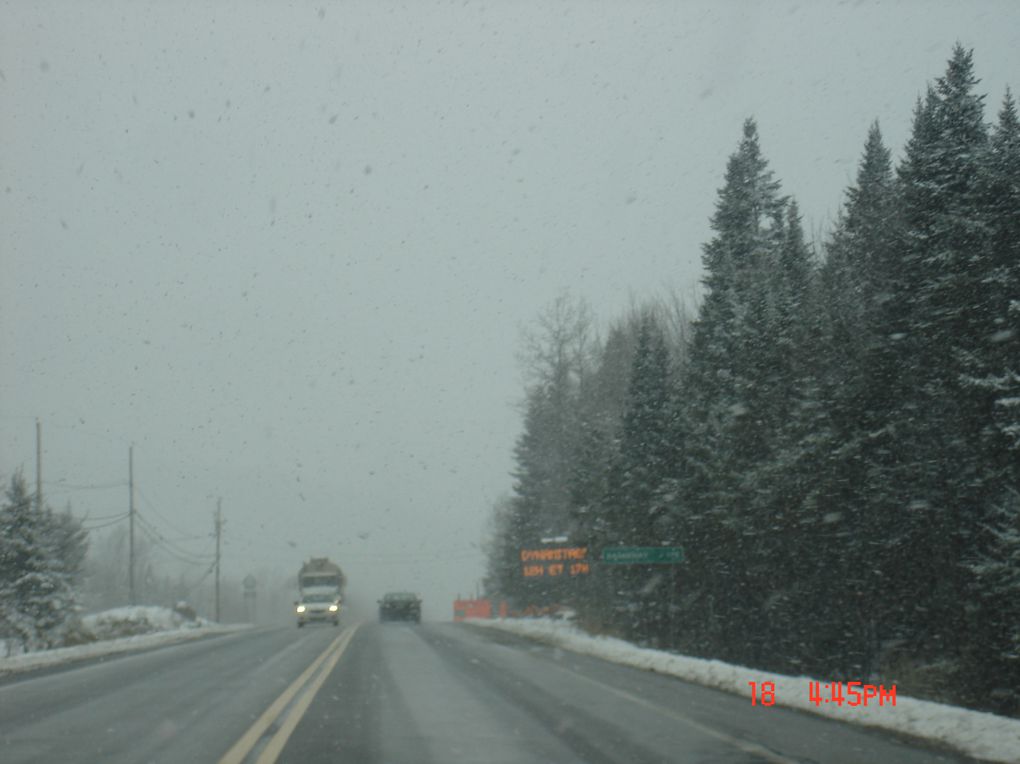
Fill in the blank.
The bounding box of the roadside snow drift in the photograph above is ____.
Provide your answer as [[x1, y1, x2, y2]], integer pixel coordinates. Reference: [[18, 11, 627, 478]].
[[81, 605, 209, 639], [468, 617, 1020, 764], [0, 606, 247, 677]]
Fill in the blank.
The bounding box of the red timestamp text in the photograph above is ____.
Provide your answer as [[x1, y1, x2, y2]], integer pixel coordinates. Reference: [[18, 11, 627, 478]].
[[748, 680, 897, 707]]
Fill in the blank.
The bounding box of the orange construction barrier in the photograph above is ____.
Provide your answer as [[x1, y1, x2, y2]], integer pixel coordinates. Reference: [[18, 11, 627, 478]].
[[453, 598, 493, 621]]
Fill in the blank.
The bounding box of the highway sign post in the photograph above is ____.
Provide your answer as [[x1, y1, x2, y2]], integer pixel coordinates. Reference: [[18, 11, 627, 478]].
[[601, 547, 684, 647], [601, 546, 683, 564]]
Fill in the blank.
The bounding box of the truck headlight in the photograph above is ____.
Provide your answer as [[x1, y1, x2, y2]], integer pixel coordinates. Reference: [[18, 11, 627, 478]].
[[329, 604, 338, 612], [296, 605, 306, 613]]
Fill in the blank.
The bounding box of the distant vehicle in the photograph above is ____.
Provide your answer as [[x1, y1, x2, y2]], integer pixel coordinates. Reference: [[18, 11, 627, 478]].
[[379, 591, 422, 623], [295, 591, 341, 627], [296, 557, 346, 627]]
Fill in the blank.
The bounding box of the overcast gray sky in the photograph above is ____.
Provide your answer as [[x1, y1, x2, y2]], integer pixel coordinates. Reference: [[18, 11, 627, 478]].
[[2, 0, 1018, 617]]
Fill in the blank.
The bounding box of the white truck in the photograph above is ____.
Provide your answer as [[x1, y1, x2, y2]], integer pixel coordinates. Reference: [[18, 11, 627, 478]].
[[295, 557, 346, 627]]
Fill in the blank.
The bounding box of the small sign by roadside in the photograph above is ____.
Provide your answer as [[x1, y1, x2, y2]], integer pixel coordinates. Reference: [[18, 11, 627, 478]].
[[601, 546, 684, 564]]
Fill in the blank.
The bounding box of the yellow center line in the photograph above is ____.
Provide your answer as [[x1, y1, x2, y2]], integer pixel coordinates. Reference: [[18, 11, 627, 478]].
[[218, 624, 359, 764], [254, 624, 358, 763]]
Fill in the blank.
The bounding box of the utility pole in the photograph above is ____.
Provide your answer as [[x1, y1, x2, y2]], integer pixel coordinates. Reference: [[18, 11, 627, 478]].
[[214, 498, 223, 622], [35, 419, 43, 512], [129, 445, 135, 606]]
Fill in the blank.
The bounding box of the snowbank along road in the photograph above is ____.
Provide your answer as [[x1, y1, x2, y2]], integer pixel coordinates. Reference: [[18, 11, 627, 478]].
[[0, 622, 983, 763]]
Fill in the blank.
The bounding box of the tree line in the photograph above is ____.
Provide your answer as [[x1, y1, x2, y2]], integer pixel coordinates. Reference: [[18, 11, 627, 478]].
[[484, 45, 1019, 716]]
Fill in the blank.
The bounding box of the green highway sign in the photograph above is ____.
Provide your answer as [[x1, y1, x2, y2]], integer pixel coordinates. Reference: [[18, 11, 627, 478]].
[[601, 546, 684, 564]]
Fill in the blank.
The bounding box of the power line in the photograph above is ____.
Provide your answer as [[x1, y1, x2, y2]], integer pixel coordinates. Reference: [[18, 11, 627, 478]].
[[136, 510, 214, 559], [135, 515, 214, 563], [135, 521, 214, 567], [178, 560, 218, 599], [136, 485, 204, 541], [80, 511, 131, 523], [135, 511, 214, 565], [82, 514, 130, 531]]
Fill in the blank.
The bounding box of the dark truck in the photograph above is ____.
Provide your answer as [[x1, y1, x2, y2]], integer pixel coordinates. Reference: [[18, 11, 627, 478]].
[[378, 591, 422, 623]]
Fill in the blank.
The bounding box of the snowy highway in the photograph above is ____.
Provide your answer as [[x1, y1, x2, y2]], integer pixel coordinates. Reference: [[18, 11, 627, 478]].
[[0, 621, 979, 764]]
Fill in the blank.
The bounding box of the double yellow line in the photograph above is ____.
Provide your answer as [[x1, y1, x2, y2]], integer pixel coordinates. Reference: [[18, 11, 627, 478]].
[[219, 624, 359, 764]]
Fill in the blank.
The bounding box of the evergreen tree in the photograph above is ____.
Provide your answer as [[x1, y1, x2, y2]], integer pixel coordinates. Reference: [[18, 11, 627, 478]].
[[612, 314, 673, 545], [959, 89, 1020, 713], [685, 118, 787, 504], [966, 488, 1020, 714], [599, 314, 675, 642], [569, 324, 634, 545], [973, 90, 1020, 457], [675, 119, 797, 663], [482, 495, 521, 601], [0, 472, 87, 653], [811, 122, 901, 677], [891, 45, 996, 668]]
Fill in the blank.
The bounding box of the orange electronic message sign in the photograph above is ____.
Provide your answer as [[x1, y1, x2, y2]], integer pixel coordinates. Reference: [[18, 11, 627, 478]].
[[519, 547, 590, 578]]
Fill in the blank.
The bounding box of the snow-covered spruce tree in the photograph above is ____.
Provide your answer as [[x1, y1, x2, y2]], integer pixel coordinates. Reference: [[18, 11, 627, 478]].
[[506, 389, 569, 606], [960, 89, 1020, 714], [0, 472, 87, 653], [568, 323, 634, 544], [569, 302, 684, 546], [807, 122, 902, 678], [975, 90, 1020, 458], [613, 313, 674, 546], [674, 119, 799, 665], [891, 45, 998, 677], [601, 312, 675, 643], [565, 323, 633, 629], [482, 494, 521, 603], [819, 120, 899, 452], [966, 487, 1020, 715], [727, 192, 828, 673]]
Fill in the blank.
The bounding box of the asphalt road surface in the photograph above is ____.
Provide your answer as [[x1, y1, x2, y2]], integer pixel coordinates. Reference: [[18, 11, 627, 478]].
[[0, 621, 979, 764]]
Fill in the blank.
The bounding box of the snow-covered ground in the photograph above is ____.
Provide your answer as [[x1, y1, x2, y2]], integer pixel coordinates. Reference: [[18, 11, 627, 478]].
[[0, 606, 249, 677], [468, 617, 1020, 764]]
